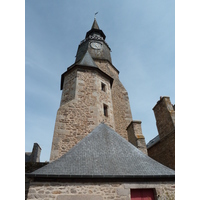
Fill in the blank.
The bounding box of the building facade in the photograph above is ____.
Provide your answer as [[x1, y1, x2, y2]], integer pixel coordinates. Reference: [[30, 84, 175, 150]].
[[147, 96, 175, 170], [27, 123, 175, 200]]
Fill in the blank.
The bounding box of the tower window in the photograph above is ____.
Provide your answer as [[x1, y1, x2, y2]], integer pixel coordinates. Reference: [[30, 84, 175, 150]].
[[101, 82, 106, 92], [103, 104, 108, 117]]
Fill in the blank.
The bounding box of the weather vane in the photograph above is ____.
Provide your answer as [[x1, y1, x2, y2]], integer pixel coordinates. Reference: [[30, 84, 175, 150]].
[[94, 12, 98, 19]]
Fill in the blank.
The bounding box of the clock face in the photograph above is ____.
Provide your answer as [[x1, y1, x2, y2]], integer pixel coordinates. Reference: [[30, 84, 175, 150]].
[[90, 42, 102, 50]]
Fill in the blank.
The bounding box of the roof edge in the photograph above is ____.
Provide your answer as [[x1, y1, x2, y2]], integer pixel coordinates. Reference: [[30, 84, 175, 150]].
[[26, 173, 175, 180], [61, 65, 114, 90]]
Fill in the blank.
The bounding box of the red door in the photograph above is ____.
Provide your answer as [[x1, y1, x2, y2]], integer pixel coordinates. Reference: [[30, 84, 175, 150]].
[[131, 189, 155, 200]]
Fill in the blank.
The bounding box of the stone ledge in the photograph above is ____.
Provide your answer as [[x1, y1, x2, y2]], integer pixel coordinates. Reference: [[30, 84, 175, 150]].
[[126, 120, 142, 130], [135, 134, 145, 139]]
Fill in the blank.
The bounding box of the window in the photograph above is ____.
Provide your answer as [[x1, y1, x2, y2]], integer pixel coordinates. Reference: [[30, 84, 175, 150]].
[[103, 104, 108, 117], [101, 82, 106, 92]]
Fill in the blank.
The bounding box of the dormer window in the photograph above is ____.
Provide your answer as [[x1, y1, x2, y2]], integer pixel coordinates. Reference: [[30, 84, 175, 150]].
[[101, 82, 106, 92]]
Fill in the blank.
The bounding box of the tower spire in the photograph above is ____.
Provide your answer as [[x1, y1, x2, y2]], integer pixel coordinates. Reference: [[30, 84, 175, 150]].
[[91, 17, 99, 30], [85, 17, 105, 40]]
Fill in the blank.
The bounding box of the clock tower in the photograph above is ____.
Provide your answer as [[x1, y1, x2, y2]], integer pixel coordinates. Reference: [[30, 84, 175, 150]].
[[75, 18, 112, 63], [50, 19, 133, 161]]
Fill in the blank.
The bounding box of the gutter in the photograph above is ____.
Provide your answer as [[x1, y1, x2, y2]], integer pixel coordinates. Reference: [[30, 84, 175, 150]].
[[26, 173, 175, 179]]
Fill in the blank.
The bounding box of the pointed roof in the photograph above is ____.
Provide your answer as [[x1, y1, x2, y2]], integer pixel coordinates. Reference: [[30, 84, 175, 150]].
[[76, 50, 98, 68], [28, 123, 175, 179], [86, 19, 106, 40], [60, 51, 113, 90], [91, 18, 100, 29]]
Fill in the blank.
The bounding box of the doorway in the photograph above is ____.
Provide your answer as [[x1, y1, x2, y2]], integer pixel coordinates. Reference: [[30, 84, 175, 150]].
[[131, 189, 155, 200]]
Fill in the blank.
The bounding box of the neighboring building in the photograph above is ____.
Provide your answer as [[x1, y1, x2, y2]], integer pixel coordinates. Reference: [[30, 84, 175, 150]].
[[26, 19, 175, 200], [147, 96, 175, 170], [25, 143, 41, 162], [25, 143, 48, 200]]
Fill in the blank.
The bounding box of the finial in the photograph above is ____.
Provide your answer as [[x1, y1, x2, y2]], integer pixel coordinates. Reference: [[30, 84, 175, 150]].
[[94, 12, 98, 19]]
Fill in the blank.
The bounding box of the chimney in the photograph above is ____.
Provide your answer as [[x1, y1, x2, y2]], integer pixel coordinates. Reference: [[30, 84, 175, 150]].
[[153, 96, 175, 140], [30, 143, 42, 162], [126, 120, 147, 154]]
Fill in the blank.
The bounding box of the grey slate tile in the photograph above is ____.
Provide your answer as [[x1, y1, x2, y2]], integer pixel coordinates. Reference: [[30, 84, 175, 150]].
[[76, 50, 98, 68], [31, 123, 175, 177]]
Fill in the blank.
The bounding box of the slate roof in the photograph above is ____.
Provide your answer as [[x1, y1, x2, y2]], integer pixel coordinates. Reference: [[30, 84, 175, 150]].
[[76, 50, 98, 68], [60, 51, 113, 90], [28, 123, 174, 178], [91, 18, 100, 29], [86, 19, 106, 40], [147, 135, 160, 149]]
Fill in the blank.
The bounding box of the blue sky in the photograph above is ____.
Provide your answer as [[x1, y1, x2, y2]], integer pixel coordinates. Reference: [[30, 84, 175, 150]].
[[25, 0, 175, 162]]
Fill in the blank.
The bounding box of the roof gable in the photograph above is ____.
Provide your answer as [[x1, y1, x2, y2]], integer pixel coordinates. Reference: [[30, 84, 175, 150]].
[[30, 123, 175, 178]]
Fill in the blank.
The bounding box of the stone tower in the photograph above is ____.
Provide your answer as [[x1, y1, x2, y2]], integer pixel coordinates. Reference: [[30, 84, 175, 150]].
[[50, 19, 133, 161]]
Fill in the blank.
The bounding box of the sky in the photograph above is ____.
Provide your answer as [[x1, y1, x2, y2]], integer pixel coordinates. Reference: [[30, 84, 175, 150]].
[[25, 0, 175, 162]]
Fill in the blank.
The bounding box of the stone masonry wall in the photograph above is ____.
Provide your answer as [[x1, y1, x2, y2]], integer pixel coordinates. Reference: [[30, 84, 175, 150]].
[[94, 60, 133, 140], [50, 68, 115, 161], [27, 181, 175, 200], [25, 162, 49, 200], [60, 70, 76, 106], [127, 121, 147, 155], [153, 97, 175, 140], [148, 96, 175, 170], [148, 131, 175, 170]]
